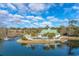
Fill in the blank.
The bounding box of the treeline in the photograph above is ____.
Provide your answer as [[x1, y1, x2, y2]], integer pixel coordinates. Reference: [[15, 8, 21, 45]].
[[0, 19, 79, 39], [58, 20, 79, 36]]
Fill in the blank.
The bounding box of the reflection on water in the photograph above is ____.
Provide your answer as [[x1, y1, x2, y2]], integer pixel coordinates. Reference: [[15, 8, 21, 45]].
[[0, 37, 79, 56], [68, 40, 79, 48], [19, 40, 79, 56], [20, 42, 66, 53], [0, 40, 4, 48], [0, 40, 4, 56], [21, 43, 60, 51], [43, 45, 55, 51], [67, 40, 79, 56]]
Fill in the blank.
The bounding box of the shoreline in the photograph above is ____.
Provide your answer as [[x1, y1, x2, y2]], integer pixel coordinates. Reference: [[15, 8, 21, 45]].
[[60, 36, 79, 40], [17, 36, 79, 44], [17, 39, 50, 44]]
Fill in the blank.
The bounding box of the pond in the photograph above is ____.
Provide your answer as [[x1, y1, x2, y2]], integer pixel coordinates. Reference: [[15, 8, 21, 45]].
[[0, 37, 79, 56]]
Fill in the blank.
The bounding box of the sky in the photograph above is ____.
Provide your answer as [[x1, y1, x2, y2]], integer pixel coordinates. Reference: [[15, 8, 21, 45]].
[[0, 3, 79, 28]]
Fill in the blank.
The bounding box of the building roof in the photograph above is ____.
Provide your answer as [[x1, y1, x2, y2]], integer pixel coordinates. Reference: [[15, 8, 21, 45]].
[[40, 28, 59, 35]]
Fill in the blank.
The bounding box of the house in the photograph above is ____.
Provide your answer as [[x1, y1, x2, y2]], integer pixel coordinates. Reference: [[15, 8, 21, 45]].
[[40, 28, 59, 35], [39, 28, 60, 39]]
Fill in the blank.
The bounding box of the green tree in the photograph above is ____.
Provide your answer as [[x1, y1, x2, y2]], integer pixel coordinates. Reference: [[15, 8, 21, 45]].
[[68, 20, 79, 36], [69, 20, 78, 26], [43, 32, 55, 39]]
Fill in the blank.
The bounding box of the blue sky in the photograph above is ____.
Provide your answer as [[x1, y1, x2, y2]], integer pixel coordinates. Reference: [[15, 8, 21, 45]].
[[0, 3, 79, 28]]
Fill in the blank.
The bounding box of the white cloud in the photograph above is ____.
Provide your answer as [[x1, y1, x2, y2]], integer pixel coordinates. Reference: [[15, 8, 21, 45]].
[[47, 16, 59, 22], [0, 10, 10, 27], [0, 10, 32, 27], [0, 10, 9, 21], [33, 22, 38, 25], [26, 16, 44, 21], [64, 8, 72, 15], [0, 3, 6, 8], [63, 4, 79, 19], [13, 4, 26, 9], [64, 18, 69, 22], [72, 6, 79, 10], [59, 3, 64, 7], [0, 10, 8, 14], [47, 16, 69, 23], [13, 14, 24, 18], [46, 16, 70, 27], [47, 16, 61, 22], [0, 3, 17, 11], [7, 3, 17, 10], [26, 16, 34, 19], [41, 21, 52, 27], [0, 3, 52, 15], [21, 20, 30, 23], [1, 3, 77, 28], [32, 16, 44, 21], [72, 4, 79, 10], [72, 5, 79, 19], [28, 3, 46, 12], [0, 10, 27, 27], [7, 14, 24, 22], [0, 9, 70, 28], [34, 16, 44, 20], [28, 3, 51, 15], [13, 3, 29, 15]]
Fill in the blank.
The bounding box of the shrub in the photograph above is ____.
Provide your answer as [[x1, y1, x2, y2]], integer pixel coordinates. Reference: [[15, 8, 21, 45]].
[[47, 32, 55, 39], [43, 32, 56, 39], [21, 36, 28, 40]]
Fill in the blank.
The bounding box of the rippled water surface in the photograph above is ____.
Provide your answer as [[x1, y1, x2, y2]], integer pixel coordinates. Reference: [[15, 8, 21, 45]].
[[0, 37, 79, 56]]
